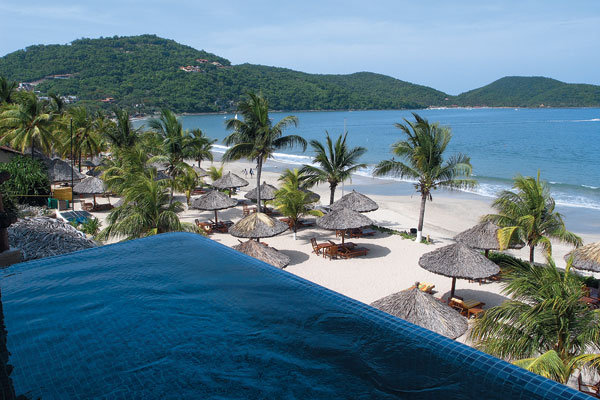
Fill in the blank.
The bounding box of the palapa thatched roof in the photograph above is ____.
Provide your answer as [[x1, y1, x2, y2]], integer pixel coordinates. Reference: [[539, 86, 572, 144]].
[[454, 221, 524, 250], [300, 188, 320, 203], [73, 176, 106, 194], [8, 217, 96, 261], [45, 158, 86, 182], [419, 242, 499, 280], [193, 166, 209, 177], [316, 207, 373, 230], [86, 167, 102, 177], [566, 242, 600, 272], [191, 190, 237, 211], [212, 172, 249, 189], [244, 181, 278, 201], [150, 161, 168, 171], [83, 160, 96, 167], [154, 170, 171, 181], [232, 239, 291, 269], [229, 212, 288, 239], [331, 190, 378, 213], [371, 286, 468, 339]]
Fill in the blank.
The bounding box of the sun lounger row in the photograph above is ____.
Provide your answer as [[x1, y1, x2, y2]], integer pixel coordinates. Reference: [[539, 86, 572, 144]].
[[449, 297, 485, 318]]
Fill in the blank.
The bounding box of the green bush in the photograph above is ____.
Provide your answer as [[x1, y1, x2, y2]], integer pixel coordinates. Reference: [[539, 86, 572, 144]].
[[81, 217, 101, 236], [0, 156, 50, 206]]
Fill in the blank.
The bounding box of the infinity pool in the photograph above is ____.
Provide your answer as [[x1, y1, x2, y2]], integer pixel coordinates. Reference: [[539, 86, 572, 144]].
[[0, 233, 585, 399]]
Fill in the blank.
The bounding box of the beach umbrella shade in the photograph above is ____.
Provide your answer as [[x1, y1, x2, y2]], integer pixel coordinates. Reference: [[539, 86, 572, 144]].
[[191, 190, 237, 224], [316, 207, 373, 244], [154, 170, 171, 181], [233, 239, 291, 269], [83, 160, 96, 168], [86, 167, 103, 177], [229, 212, 288, 240], [566, 241, 600, 272], [371, 285, 468, 339], [193, 166, 209, 177], [244, 181, 278, 201], [45, 158, 86, 183], [331, 190, 378, 213], [454, 221, 524, 257], [212, 172, 249, 197], [73, 176, 107, 207], [419, 242, 500, 300], [300, 188, 320, 203]]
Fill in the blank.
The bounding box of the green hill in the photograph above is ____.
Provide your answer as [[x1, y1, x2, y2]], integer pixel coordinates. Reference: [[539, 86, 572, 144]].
[[0, 35, 448, 113], [453, 76, 600, 107]]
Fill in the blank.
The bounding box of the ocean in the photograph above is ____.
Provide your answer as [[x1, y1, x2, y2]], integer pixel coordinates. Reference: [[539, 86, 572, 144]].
[[134, 108, 600, 233]]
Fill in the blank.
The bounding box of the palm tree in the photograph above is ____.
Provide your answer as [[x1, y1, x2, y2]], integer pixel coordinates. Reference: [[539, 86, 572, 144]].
[[65, 106, 102, 171], [0, 76, 17, 104], [0, 92, 58, 157], [186, 128, 216, 167], [273, 180, 322, 240], [223, 92, 306, 212], [175, 168, 199, 205], [207, 165, 224, 181], [300, 132, 367, 205], [278, 168, 310, 190], [483, 172, 582, 263], [148, 109, 194, 202], [373, 113, 475, 243], [470, 257, 600, 384], [102, 108, 140, 149], [98, 171, 195, 240]]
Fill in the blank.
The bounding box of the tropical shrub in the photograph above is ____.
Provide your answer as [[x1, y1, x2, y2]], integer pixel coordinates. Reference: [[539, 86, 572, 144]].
[[0, 155, 50, 205]]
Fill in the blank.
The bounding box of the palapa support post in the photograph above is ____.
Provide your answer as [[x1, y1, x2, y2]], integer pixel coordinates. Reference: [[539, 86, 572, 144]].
[[214, 210, 219, 224], [450, 277, 457, 300], [0, 172, 22, 266]]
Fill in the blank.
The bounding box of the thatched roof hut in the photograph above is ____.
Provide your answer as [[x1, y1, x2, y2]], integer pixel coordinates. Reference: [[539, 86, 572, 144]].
[[331, 190, 378, 213], [419, 242, 500, 299], [371, 286, 468, 339], [45, 158, 85, 182], [229, 212, 288, 239], [191, 190, 237, 224], [8, 217, 96, 261], [300, 188, 320, 203], [193, 166, 209, 177], [233, 239, 291, 269], [150, 161, 168, 171], [566, 242, 600, 272], [154, 170, 171, 181], [316, 208, 373, 243], [454, 221, 523, 256], [212, 172, 249, 189], [244, 182, 278, 201], [86, 167, 102, 177], [73, 176, 106, 194]]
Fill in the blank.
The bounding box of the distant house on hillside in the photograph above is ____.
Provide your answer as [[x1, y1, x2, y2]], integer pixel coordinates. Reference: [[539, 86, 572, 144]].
[[196, 58, 209, 63], [100, 97, 115, 103], [17, 82, 34, 91], [0, 146, 23, 163]]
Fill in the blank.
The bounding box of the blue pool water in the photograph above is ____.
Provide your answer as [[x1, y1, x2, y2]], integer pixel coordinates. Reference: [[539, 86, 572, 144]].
[[0, 234, 587, 399]]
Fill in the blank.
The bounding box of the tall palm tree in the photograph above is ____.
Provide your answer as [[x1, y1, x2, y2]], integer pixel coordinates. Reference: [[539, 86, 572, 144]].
[[0, 76, 18, 104], [207, 165, 224, 181], [148, 109, 194, 202], [223, 92, 306, 212], [0, 92, 58, 157], [98, 172, 195, 240], [483, 172, 582, 263], [186, 128, 216, 167], [102, 108, 140, 149], [470, 257, 600, 384], [175, 168, 199, 205], [278, 168, 310, 190], [373, 113, 475, 243], [300, 132, 367, 205], [65, 106, 102, 170]]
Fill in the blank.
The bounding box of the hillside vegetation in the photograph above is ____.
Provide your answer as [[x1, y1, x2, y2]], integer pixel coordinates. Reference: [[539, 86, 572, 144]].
[[1, 35, 599, 112]]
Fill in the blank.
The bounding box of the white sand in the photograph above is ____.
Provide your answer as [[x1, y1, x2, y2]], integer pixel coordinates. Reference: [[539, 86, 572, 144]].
[[82, 157, 599, 345]]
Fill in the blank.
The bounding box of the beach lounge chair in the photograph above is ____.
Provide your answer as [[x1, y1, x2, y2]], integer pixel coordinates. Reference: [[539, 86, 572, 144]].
[[324, 245, 340, 260], [348, 228, 377, 238], [310, 238, 331, 256], [449, 298, 485, 317], [81, 202, 94, 212], [195, 219, 213, 235], [338, 246, 369, 259], [414, 282, 435, 294]]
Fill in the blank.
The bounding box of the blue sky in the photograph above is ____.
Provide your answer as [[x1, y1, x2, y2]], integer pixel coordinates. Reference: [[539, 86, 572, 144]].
[[1, 1, 598, 94]]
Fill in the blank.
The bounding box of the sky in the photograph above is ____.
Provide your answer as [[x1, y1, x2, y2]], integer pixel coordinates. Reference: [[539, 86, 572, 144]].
[[1, 1, 599, 95]]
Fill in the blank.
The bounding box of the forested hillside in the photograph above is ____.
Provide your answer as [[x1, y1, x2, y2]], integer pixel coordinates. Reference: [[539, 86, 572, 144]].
[[0, 35, 447, 113]]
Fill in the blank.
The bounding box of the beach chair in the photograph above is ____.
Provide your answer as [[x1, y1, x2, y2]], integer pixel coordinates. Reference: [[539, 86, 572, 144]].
[[81, 202, 94, 212], [416, 282, 435, 294], [449, 298, 485, 317], [578, 374, 600, 398], [310, 238, 331, 256], [338, 246, 369, 259], [324, 245, 340, 260], [195, 219, 213, 235]]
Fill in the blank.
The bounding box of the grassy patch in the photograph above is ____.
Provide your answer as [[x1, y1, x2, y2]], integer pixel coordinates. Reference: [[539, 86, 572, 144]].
[[371, 225, 432, 244]]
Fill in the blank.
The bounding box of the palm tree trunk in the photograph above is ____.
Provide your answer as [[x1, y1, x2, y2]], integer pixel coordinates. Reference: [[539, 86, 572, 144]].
[[329, 182, 337, 205], [529, 246, 535, 263], [256, 157, 263, 213], [416, 192, 427, 243], [169, 183, 174, 205]]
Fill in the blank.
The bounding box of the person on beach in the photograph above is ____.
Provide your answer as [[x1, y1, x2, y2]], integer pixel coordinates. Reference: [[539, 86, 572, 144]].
[[249, 168, 254, 177], [243, 168, 248, 176]]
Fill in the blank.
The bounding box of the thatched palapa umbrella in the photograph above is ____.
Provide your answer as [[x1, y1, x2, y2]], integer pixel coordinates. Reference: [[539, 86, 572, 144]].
[[245, 181, 278, 201], [73, 176, 107, 207], [300, 188, 320, 203], [233, 239, 291, 269], [419, 242, 499, 300], [46, 158, 86, 183], [455, 221, 523, 257], [191, 190, 237, 224], [316, 207, 373, 244], [154, 170, 171, 181], [193, 166, 209, 177], [371, 285, 468, 339], [229, 212, 288, 241], [331, 190, 378, 213], [212, 172, 249, 197], [566, 242, 600, 272]]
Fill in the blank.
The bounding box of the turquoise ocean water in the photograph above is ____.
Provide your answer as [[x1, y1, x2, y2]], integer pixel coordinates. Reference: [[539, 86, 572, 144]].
[[135, 108, 600, 232]]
